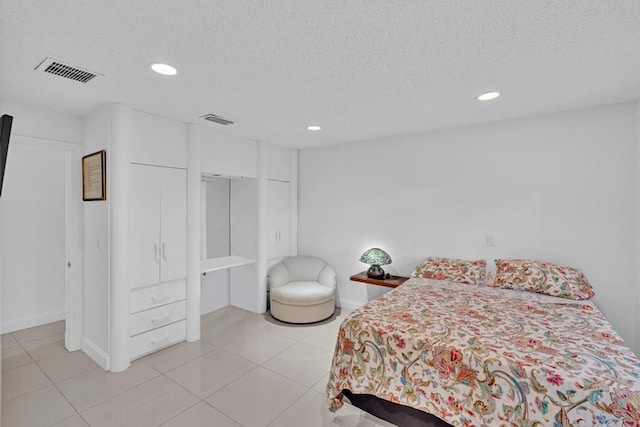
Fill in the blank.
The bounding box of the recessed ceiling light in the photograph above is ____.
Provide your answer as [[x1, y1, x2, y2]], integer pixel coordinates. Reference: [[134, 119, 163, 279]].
[[150, 63, 177, 76], [307, 125, 321, 131], [477, 91, 500, 101]]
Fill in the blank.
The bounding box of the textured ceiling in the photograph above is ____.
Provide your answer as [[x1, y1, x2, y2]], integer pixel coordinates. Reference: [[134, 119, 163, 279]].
[[1, 1, 640, 149]]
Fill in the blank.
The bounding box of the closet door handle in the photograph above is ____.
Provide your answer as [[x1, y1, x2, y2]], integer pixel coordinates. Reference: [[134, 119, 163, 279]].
[[153, 244, 159, 263], [162, 242, 167, 261]]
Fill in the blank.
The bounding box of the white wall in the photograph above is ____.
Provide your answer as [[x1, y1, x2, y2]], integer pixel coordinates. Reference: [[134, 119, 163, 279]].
[[635, 100, 640, 357], [206, 179, 231, 258], [201, 178, 231, 315], [201, 270, 229, 314], [82, 107, 110, 362], [299, 102, 638, 354], [0, 100, 83, 144]]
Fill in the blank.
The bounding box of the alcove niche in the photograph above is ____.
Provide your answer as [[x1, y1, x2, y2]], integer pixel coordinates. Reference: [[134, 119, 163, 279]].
[[200, 174, 257, 314]]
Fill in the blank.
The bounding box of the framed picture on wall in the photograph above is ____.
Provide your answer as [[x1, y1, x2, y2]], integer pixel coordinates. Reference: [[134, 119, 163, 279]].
[[82, 150, 106, 201]]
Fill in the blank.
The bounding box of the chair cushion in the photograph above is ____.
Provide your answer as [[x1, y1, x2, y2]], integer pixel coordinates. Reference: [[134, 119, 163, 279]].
[[282, 256, 329, 282], [270, 281, 335, 306]]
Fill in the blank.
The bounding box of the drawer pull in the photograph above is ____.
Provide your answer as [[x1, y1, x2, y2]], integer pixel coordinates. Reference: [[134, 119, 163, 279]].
[[151, 314, 171, 326], [151, 294, 170, 305], [150, 334, 170, 347]]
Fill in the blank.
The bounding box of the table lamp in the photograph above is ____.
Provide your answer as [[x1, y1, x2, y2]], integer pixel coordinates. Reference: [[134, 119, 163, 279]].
[[359, 248, 392, 279]]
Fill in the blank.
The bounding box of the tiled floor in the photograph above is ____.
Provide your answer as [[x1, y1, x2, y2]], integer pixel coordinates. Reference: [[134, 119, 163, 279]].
[[1, 306, 396, 427]]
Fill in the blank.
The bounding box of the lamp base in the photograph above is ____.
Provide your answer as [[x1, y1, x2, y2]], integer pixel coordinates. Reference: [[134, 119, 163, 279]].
[[366, 265, 385, 279]]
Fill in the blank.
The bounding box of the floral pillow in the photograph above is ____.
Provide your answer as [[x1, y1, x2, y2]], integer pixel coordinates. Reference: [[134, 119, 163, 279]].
[[493, 259, 595, 300], [412, 257, 486, 285]]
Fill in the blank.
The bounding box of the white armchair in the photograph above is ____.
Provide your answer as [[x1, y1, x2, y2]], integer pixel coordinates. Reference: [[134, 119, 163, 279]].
[[269, 256, 337, 323]]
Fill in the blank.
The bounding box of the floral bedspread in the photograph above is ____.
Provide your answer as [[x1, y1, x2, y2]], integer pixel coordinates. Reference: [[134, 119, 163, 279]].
[[327, 278, 640, 426]]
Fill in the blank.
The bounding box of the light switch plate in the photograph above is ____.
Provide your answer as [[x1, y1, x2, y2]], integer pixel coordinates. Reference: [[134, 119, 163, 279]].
[[486, 234, 495, 246]]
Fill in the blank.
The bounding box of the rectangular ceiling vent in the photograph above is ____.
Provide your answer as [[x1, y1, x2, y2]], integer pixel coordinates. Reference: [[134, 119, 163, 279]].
[[35, 57, 102, 83], [200, 114, 234, 126]]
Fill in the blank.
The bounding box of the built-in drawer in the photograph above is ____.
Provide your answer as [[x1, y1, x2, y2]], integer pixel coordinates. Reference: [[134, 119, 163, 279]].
[[130, 280, 186, 314], [129, 320, 186, 360], [129, 300, 186, 336]]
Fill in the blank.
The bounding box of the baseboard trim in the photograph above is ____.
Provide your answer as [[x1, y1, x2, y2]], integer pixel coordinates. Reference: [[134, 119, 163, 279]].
[[82, 337, 110, 371], [66, 335, 82, 351], [1, 309, 65, 334], [337, 298, 364, 312]]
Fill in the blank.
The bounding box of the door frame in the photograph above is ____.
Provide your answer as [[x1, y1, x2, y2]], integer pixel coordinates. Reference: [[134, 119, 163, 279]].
[[1, 135, 83, 350]]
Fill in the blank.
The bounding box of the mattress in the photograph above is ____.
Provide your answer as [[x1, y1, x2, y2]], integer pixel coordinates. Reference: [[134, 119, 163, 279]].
[[327, 278, 640, 426]]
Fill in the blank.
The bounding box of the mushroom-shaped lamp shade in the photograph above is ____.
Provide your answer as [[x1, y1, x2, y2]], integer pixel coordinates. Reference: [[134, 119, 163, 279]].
[[359, 248, 392, 279]]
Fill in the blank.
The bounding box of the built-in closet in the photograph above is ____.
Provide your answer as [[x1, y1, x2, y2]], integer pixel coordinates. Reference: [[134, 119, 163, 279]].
[[129, 164, 187, 359], [82, 104, 297, 372]]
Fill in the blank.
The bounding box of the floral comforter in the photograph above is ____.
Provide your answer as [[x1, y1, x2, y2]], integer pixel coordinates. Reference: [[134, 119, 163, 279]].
[[328, 278, 640, 426]]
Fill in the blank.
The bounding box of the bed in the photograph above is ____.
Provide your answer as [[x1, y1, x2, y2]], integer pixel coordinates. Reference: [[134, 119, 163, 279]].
[[327, 276, 640, 426]]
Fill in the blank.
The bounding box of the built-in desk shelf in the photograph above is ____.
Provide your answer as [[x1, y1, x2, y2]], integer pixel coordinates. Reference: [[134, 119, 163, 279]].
[[201, 256, 256, 274]]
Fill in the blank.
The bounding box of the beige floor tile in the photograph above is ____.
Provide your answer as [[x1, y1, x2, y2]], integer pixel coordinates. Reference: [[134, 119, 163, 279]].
[[161, 401, 240, 427], [138, 340, 217, 373], [244, 314, 321, 340], [37, 350, 99, 383], [0, 310, 384, 427], [12, 320, 65, 344], [222, 324, 296, 364], [206, 367, 307, 427], [201, 305, 253, 327], [51, 414, 90, 426], [263, 342, 333, 387], [80, 376, 198, 427], [1, 362, 52, 402], [312, 373, 330, 395], [2, 333, 19, 349], [21, 333, 67, 361], [1, 385, 76, 427], [200, 317, 247, 348], [165, 349, 255, 398], [269, 390, 375, 427], [301, 322, 341, 352], [2, 345, 33, 371], [57, 363, 160, 412]]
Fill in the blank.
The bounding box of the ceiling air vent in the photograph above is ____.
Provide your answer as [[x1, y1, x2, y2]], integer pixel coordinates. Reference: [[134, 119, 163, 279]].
[[200, 114, 234, 126], [35, 57, 102, 83]]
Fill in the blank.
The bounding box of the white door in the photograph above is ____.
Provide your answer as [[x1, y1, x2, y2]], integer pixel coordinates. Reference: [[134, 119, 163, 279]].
[[0, 143, 67, 332], [275, 182, 290, 258], [160, 167, 186, 282], [129, 164, 161, 289]]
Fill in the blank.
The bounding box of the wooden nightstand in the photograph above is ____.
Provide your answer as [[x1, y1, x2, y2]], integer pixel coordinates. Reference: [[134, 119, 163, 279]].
[[350, 272, 409, 289]]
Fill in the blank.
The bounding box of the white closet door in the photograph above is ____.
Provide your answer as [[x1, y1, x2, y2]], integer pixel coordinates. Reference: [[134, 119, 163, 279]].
[[160, 167, 187, 282], [130, 164, 161, 289], [267, 180, 290, 259], [276, 182, 290, 258]]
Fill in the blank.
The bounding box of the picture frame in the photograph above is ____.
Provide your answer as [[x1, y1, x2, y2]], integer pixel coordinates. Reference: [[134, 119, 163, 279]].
[[82, 150, 106, 201]]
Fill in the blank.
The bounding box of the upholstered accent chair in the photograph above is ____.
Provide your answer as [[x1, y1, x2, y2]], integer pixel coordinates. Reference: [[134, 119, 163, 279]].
[[268, 256, 337, 323]]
